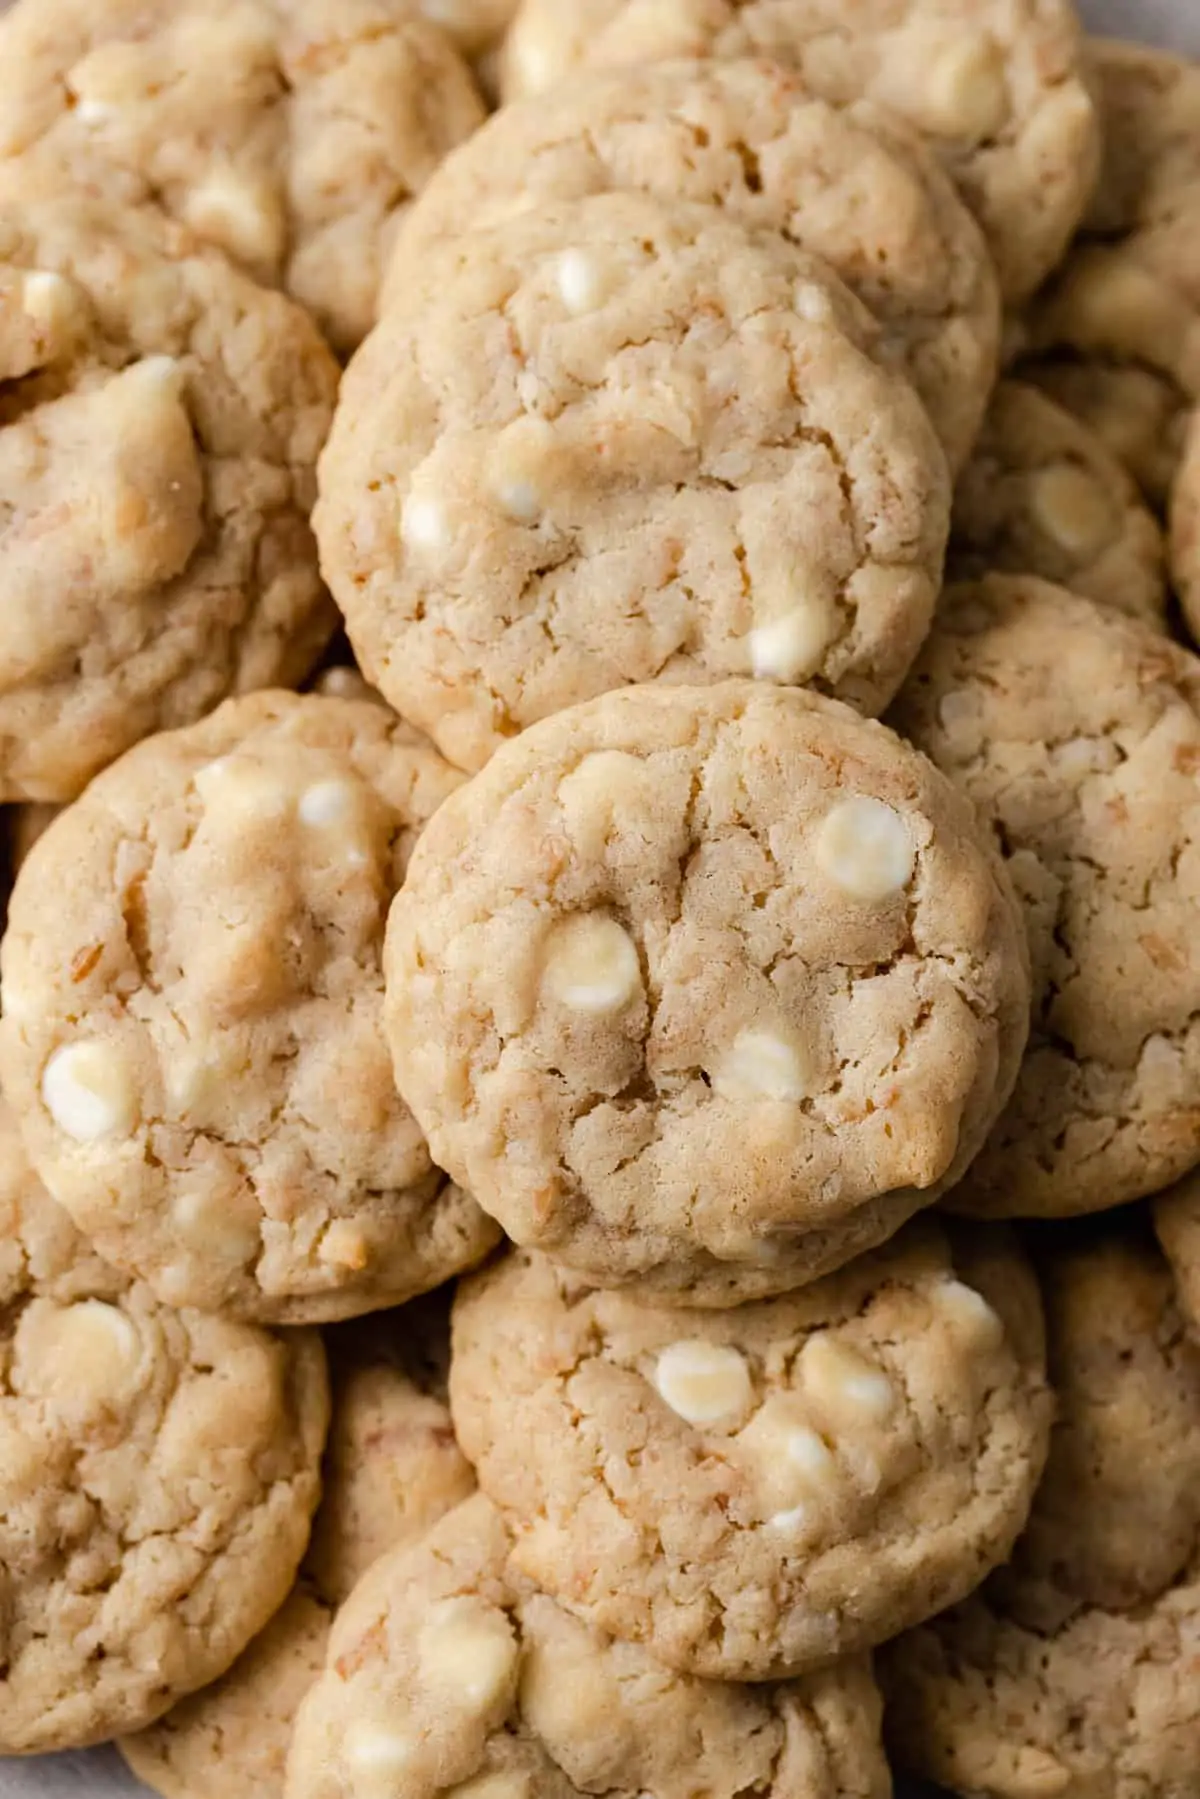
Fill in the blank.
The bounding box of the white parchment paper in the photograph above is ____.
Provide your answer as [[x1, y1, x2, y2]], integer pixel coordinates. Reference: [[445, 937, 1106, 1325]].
[[2, 0, 1198, 1793]]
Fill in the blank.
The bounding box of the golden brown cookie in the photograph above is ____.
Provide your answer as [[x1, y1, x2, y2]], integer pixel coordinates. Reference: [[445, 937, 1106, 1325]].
[[120, 1303, 475, 1799], [951, 379, 1167, 623], [0, 691, 500, 1323], [391, 56, 1000, 473], [386, 680, 1030, 1303], [0, 0, 487, 352], [500, 0, 1099, 304], [892, 574, 1200, 1219], [0, 167, 339, 802], [450, 1226, 1050, 1680], [881, 1221, 1200, 1799], [286, 1493, 893, 1799]]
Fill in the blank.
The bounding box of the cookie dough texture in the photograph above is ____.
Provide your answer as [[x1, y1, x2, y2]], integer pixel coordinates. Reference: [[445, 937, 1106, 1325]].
[[893, 576, 1200, 1220], [121, 1309, 474, 1799], [0, 690, 500, 1323], [450, 1226, 1050, 1680], [500, 0, 1098, 305], [951, 379, 1166, 625], [386, 681, 1031, 1302], [1170, 407, 1200, 647], [1156, 1168, 1200, 1340], [392, 56, 1000, 474], [0, 1276, 329, 1752], [287, 1492, 893, 1799], [0, 0, 487, 353], [320, 191, 952, 772], [0, 171, 339, 803], [0, 1091, 121, 1306], [1020, 358, 1189, 511], [881, 1226, 1200, 1799]]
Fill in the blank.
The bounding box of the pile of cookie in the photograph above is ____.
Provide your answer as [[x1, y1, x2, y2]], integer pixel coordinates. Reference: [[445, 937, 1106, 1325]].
[[0, 2, 1199, 1797]]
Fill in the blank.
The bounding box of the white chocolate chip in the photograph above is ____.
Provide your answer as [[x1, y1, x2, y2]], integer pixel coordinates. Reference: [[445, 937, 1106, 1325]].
[[1027, 464, 1114, 557], [815, 797, 915, 902], [736, 1392, 839, 1522], [936, 1278, 1005, 1351], [557, 248, 615, 315], [20, 270, 80, 329], [489, 418, 555, 525], [511, 28, 554, 95], [22, 1301, 141, 1406], [542, 915, 641, 1015], [654, 1341, 753, 1426], [711, 1026, 811, 1104], [182, 169, 285, 267], [799, 1333, 896, 1428], [75, 95, 117, 125], [793, 283, 836, 324], [401, 492, 450, 554], [299, 778, 359, 828], [344, 1721, 417, 1780], [418, 1598, 519, 1711], [923, 36, 1009, 140], [319, 1220, 370, 1272], [172, 1185, 261, 1267], [748, 604, 834, 681], [493, 475, 543, 525], [41, 1041, 136, 1143], [194, 755, 290, 820]]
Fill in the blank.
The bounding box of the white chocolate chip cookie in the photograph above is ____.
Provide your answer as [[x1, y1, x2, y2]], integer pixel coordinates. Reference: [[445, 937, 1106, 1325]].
[[1170, 405, 1200, 648], [1021, 357, 1190, 512], [449, 1225, 1050, 1680], [0, 690, 500, 1323], [391, 57, 1000, 473], [500, 0, 1098, 305], [324, 190, 952, 772], [0, 1264, 328, 1751], [0, 0, 487, 353], [385, 680, 1031, 1303], [892, 574, 1200, 1219], [286, 1492, 893, 1799], [882, 1223, 1200, 1799], [0, 165, 339, 803], [120, 1302, 475, 1799], [952, 379, 1167, 624]]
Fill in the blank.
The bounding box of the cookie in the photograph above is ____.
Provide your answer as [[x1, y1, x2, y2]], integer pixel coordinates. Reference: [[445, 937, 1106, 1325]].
[[1155, 1168, 1200, 1340], [385, 680, 1031, 1303], [950, 379, 1167, 624], [0, 690, 501, 1323], [0, 0, 487, 353], [1021, 357, 1189, 511], [120, 1304, 475, 1799], [1170, 405, 1200, 646], [287, 1492, 893, 1799], [0, 167, 339, 803], [500, 0, 1098, 305], [391, 57, 1000, 473], [322, 191, 952, 773], [450, 1225, 1050, 1680], [0, 1186, 330, 1751], [1026, 244, 1200, 409], [881, 1222, 1200, 1799], [891, 574, 1200, 1219]]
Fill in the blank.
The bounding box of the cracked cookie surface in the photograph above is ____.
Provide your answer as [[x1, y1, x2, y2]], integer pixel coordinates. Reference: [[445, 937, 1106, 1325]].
[[120, 1301, 475, 1799], [892, 574, 1200, 1220], [1170, 406, 1200, 648], [0, 1167, 329, 1753], [449, 1226, 1049, 1680], [392, 56, 999, 475], [0, 167, 339, 803], [320, 191, 951, 772], [951, 379, 1166, 625], [0, 689, 500, 1323], [286, 1492, 892, 1799], [881, 1223, 1200, 1799], [385, 680, 1030, 1302], [0, 0, 486, 352], [500, 0, 1098, 305]]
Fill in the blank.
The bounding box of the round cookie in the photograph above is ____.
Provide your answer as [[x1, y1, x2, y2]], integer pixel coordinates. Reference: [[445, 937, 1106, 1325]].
[[322, 191, 952, 773], [0, 0, 487, 353], [0, 167, 339, 803], [287, 1492, 893, 1799], [391, 56, 1000, 474], [120, 1304, 475, 1799], [385, 680, 1031, 1303], [450, 1225, 1050, 1680], [1020, 357, 1189, 512], [1155, 1168, 1200, 1341], [1026, 244, 1200, 409], [0, 1211, 329, 1750], [500, 0, 1098, 305], [0, 690, 501, 1323], [880, 1223, 1200, 1799], [891, 574, 1200, 1219], [1170, 405, 1200, 647], [951, 379, 1167, 624]]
